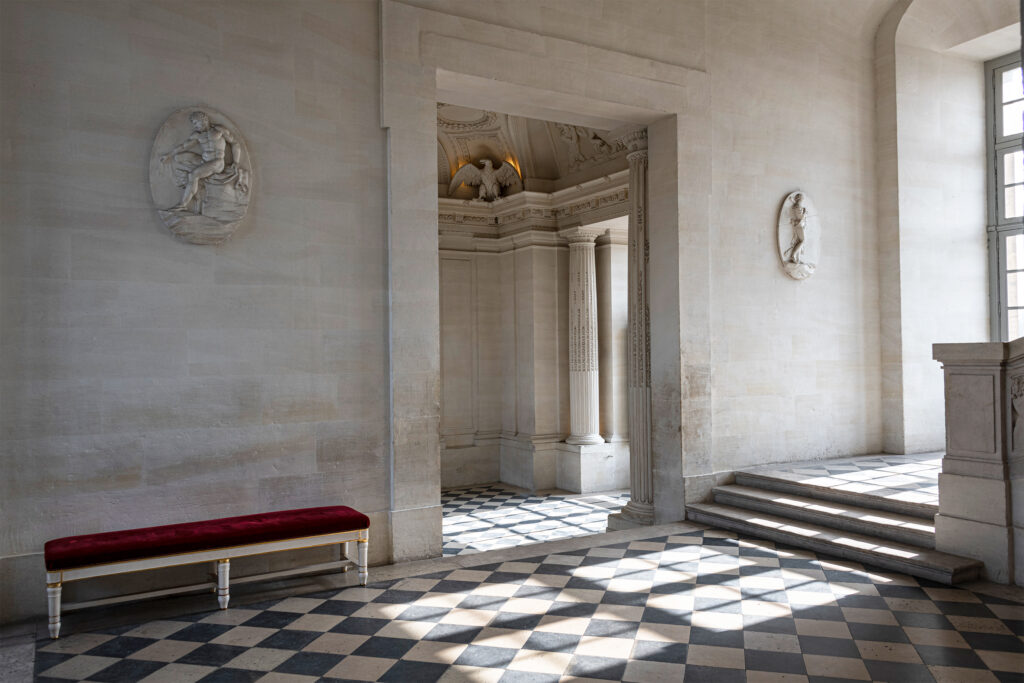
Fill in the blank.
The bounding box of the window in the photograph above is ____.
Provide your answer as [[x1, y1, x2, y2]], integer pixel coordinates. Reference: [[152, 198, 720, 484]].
[[988, 53, 1024, 340]]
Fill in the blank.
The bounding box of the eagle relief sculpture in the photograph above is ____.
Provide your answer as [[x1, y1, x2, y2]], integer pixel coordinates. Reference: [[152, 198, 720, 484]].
[[449, 158, 521, 202], [149, 107, 252, 245]]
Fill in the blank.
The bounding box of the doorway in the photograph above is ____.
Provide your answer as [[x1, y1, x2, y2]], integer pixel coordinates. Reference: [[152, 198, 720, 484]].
[[382, 1, 707, 564]]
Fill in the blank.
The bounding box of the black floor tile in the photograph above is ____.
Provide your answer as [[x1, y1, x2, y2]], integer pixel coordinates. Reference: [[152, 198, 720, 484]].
[[274, 651, 346, 676], [960, 631, 1024, 652], [631, 639, 687, 663], [256, 629, 321, 651], [798, 635, 860, 658], [197, 668, 265, 682], [330, 617, 390, 635], [240, 610, 301, 629], [453, 644, 518, 668], [862, 659, 936, 683], [846, 622, 909, 642], [379, 659, 449, 682], [87, 658, 166, 683], [350, 636, 417, 660], [913, 643, 988, 668], [83, 636, 156, 658], [522, 631, 580, 653], [422, 623, 482, 644], [566, 654, 627, 680], [744, 649, 807, 674], [177, 643, 248, 667], [167, 623, 234, 643], [681, 664, 745, 682]]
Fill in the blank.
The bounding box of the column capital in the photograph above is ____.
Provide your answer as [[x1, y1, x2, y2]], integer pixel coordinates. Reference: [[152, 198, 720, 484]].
[[559, 226, 601, 245]]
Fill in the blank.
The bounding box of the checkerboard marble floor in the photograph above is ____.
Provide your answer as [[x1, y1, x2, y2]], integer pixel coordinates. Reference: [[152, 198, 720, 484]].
[[745, 453, 941, 508], [35, 526, 1024, 682], [442, 484, 630, 556]]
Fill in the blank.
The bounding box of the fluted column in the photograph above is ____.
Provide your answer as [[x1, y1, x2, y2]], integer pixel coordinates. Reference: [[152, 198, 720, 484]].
[[609, 127, 654, 528], [561, 227, 603, 445]]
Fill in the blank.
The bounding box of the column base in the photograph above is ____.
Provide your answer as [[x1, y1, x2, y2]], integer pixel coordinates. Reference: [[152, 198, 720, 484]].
[[607, 500, 655, 530], [499, 436, 559, 491], [566, 434, 604, 446], [555, 441, 628, 493]]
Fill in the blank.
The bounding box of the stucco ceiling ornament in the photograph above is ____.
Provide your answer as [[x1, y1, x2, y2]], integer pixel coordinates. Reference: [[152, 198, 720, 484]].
[[449, 159, 521, 202], [436, 103, 499, 132], [777, 190, 820, 280], [554, 122, 625, 172], [149, 107, 252, 245]]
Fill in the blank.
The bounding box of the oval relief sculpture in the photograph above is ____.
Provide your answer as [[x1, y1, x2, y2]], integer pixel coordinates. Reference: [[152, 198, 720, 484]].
[[777, 190, 820, 280], [149, 107, 252, 245]]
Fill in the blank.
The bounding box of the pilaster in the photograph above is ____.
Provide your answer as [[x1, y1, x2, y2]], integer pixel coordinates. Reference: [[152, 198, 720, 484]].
[[608, 126, 655, 530], [561, 227, 603, 446]]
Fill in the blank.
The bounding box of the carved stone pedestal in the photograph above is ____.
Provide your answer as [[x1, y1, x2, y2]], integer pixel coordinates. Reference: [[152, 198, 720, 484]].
[[933, 342, 1024, 586], [555, 441, 629, 494]]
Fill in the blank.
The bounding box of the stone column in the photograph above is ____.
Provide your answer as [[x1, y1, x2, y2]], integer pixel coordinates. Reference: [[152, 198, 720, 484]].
[[609, 127, 655, 529], [562, 227, 603, 445]]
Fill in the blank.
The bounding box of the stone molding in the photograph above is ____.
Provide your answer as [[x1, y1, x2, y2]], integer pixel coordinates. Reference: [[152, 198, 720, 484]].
[[438, 170, 629, 245]]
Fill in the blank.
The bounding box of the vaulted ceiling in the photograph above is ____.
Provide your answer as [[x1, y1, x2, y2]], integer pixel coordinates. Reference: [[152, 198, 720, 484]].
[[437, 103, 628, 200]]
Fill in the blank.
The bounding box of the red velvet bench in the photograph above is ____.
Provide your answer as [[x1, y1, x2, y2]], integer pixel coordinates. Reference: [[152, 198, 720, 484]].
[[44, 506, 369, 639]]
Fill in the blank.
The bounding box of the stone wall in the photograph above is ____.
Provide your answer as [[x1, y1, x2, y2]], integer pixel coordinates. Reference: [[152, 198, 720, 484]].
[[2, 0, 1007, 624], [0, 0, 390, 622], [875, 0, 1010, 454], [889, 42, 989, 453], [702, 1, 890, 482]]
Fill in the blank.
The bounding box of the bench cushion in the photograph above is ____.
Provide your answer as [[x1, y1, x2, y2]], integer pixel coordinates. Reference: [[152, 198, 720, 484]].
[[45, 506, 369, 571]]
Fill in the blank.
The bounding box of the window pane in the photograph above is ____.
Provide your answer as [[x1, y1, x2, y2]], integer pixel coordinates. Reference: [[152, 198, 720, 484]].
[[1006, 184, 1024, 219], [1004, 100, 1024, 136], [1003, 67, 1024, 103], [1007, 234, 1024, 270], [1009, 273, 1024, 307], [1010, 309, 1024, 341], [1006, 150, 1024, 185]]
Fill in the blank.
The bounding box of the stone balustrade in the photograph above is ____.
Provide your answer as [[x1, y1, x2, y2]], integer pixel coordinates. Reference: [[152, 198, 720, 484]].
[[933, 341, 1024, 585]]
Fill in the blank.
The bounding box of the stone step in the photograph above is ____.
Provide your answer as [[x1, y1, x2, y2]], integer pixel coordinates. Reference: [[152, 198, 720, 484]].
[[712, 485, 935, 549], [734, 470, 936, 520], [685, 503, 982, 585]]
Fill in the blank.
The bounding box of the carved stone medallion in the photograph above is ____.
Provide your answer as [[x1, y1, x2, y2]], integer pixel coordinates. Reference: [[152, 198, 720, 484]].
[[149, 107, 252, 245], [777, 190, 820, 280]]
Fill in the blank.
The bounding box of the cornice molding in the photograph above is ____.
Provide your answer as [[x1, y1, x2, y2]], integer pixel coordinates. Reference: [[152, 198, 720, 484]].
[[438, 170, 629, 250]]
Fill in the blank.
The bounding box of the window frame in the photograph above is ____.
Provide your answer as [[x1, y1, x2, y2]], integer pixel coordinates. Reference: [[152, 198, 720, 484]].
[[987, 52, 1024, 341]]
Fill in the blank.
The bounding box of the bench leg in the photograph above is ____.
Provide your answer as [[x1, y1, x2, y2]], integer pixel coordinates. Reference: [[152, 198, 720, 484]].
[[217, 559, 230, 609], [47, 582, 62, 639], [357, 538, 368, 586]]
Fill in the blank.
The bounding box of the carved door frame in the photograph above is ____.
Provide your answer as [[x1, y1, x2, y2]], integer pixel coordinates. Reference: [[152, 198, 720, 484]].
[[380, 0, 711, 563]]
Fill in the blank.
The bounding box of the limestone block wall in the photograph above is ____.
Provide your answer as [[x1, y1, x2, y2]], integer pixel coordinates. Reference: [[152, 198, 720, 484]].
[[890, 43, 989, 453], [440, 223, 629, 492], [439, 252, 502, 487], [0, 0, 389, 622], [876, 0, 1009, 456], [702, 1, 889, 486], [501, 243, 570, 491]]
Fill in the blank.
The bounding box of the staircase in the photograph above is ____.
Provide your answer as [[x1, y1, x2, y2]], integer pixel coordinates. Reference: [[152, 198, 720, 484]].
[[686, 466, 983, 585]]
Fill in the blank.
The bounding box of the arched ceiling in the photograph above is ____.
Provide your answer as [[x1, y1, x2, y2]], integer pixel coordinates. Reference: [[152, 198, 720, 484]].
[[437, 103, 628, 200], [897, 0, 1019, 54]]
